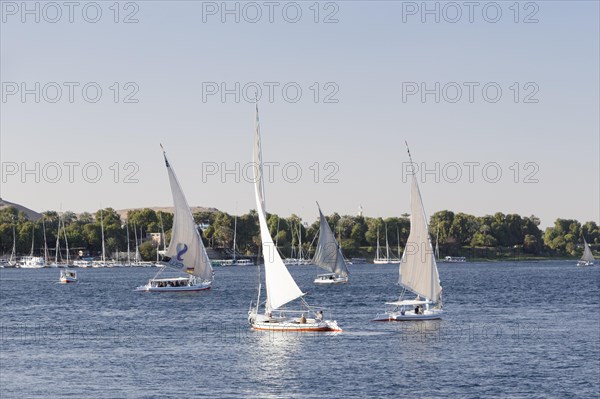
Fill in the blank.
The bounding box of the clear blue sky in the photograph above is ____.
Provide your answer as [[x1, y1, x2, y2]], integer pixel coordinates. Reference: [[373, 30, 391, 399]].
[[1, 1, 598, 228]]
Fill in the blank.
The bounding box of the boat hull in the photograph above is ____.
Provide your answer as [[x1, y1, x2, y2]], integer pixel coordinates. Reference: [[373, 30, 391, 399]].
[[314, 276, 348, 285], [250, 320, 341, 332], [577, 261, 594, 267], [373, 259, 400, 265], [373, 310, 443, 322], [136, 282, 212, 292], [59, 278, 78, 283], [248, 311, 341, 332]]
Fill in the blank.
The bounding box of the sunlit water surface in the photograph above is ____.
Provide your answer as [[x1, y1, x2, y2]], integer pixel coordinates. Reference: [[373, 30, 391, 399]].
[[1, 261, 598, 398]]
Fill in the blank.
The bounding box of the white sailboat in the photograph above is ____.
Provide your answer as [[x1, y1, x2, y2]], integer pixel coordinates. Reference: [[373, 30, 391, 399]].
[[577, 238, 595, 267], [93, 210, 109, 267], [20, 223, 45, 268], [247, 106, 341, 332], [374, 144, 443, 321], [312, 204, 349, 285], [58, 215, 78, 282], [373, 224, 400, 264], [222, 214, 255, 266], [136, 146, 213, 292], [284, 222, 298, 265], [296, 222, 311, 265], [41, 217, 53, 267]]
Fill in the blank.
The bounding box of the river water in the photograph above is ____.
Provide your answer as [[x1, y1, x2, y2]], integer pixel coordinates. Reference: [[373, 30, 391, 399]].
[[1, 261, 598, 398]]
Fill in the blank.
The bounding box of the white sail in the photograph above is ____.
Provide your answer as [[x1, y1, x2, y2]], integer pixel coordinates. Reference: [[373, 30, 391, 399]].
[[162, 149, 213, 281], [399, 174, 442, 302], [253, 106, 304, 311], [582, 239, 595, 263], [312, 205, 348, 277]]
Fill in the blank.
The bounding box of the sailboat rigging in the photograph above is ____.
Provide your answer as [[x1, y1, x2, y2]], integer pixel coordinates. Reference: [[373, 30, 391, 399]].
[[577, 238, 595, 267], [247, 106, 341, 332], [312, 203, 349, 285], [136, 145, 213, 292], [374, 143, 443, 321]]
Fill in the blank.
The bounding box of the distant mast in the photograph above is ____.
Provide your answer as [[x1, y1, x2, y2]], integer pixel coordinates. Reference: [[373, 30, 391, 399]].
[[233, 215, 237, 262], [30, 224, 35, 257], [63, 217, 70, 264], [100, 210, 106, 263], [126, 222, 131, 265], [42, 217, 49, 263]]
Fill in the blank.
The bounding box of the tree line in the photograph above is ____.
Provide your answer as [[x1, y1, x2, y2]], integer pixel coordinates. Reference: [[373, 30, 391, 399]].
[[0, 205, 597, 261]]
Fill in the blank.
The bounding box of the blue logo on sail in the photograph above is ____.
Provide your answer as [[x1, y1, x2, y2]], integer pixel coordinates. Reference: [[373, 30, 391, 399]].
[[176, 243, 188, 261], [168, 243, 188, 270]]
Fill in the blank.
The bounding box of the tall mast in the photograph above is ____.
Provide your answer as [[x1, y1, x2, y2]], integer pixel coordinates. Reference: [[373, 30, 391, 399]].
[[385, 223, 390, 260], [290, 222, 295, 259], [55, 217, 61, 263], [126, 222, 131, 265], [233, 214, 237, 261], [63, 218, 70, 264], [435, 224, 440, 260], [100, 210, 106, 263], [376, 229, 380, 261], [133, 222, 139, 262], [10, 224, 16, 263], [30, 223, 35, 257], [42, 217, 49, 263], [298, 222, 303, 261], [397, 226, 401, 259]]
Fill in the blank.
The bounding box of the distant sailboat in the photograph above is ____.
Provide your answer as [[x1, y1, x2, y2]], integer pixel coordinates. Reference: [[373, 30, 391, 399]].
[[58, 215, 78, 282], [577, 238, 595, 267], [230, 214, 254, 266], [247, 106, 341, 332], [93, 210, 110, 267], [374, 144, 443, 321], [136, 145, 213, 292], [20, 223, 45, 268], [312, 203, 349, 285], [374, 224, 400, 264]]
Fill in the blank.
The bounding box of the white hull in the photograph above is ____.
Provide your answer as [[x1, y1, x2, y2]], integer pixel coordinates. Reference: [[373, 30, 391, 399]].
[[136, 277, 211, 292], [373, 309, 443, 321], [373, 259, 400, 264], [444, 256, 466, 263], [314, 273, 348, 285], [137, 283, 211, 292], [577, 261, 594, 267], [59, 270, 78, 283], [248, 311, 341, 332]]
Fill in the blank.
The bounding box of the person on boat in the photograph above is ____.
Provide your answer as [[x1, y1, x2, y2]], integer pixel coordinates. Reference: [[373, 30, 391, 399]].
[[299, 314, 306, 324], [316, 310, 323, 321]]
